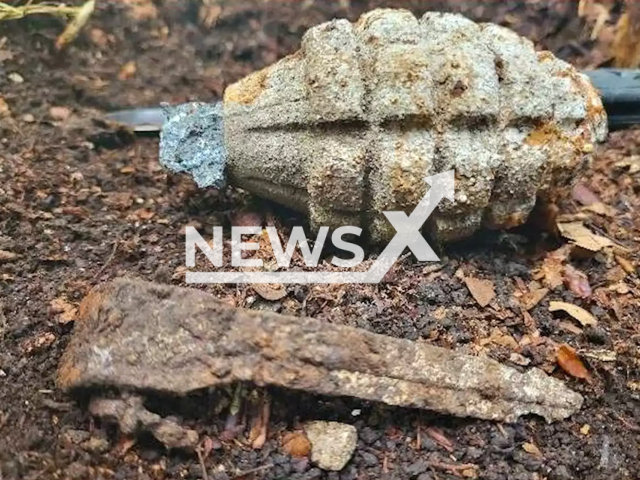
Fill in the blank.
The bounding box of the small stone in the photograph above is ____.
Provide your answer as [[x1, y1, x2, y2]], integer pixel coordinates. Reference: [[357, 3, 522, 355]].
[[66, 462, 89, 480], [360, 451, 378, 467], [8, 72, 24, 84], [305, 421, 357, 471], [81, 436, 111, 453], [403, 459, 428, 477], [21, 113, 35, 123], [49, 106, 71, 121], [549, 465, 572, 480], [61, 429, 91, 445]]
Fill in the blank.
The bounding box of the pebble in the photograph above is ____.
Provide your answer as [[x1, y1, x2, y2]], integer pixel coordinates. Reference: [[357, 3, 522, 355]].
[[403, 459, 428, 477], [305, 421, 357, 471], [549, 465, 572, 480], [360, 451, 378, 467], [61, 429, 91, 445], [81, 436, 111, 453], [8, 72, 24, 84]]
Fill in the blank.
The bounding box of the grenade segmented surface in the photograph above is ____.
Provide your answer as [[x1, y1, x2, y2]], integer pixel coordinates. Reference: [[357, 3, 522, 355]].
[[223, 9, 607, 242]]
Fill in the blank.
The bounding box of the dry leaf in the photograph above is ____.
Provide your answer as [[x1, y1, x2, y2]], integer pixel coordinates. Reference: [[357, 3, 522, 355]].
[[281, 432, 311, 457], [556, 344, 591, 381], [559, 321, 583, 336], [0, 96, 10, 117], [549, 301, 597, 327], [123, 0, 158, 20], [557, 222, 614, 252], [0, 250, 18, 262], [50, 296, 77, 324], [582, 202, 616, 217], [521, 287, 549, 310], [535, 246, 570, 289], [615, 255, 635, 275], [253, 283, 287, 301], [522, 442, 543, 457], [118, 61, 137, 80], [464, 277, 495, 307], [55, 0, 95, 50]]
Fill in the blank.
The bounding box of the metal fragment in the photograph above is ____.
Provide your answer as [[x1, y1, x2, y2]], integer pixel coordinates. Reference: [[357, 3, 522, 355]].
[[58, 278, 583, 423]]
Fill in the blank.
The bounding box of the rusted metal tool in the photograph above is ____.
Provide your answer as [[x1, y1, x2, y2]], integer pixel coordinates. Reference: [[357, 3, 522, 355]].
[[58, 278, 583, 446], [108, 9, 640, 242]]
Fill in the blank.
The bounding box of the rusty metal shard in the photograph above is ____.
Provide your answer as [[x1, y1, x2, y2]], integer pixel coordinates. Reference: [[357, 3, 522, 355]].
[[58, 278, 583, 423]]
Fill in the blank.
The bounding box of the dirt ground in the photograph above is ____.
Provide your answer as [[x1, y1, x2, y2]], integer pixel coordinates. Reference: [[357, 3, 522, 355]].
[[1, 0, 640, 479]]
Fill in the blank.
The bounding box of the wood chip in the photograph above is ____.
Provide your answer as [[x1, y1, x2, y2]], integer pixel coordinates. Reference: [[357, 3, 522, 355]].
[[50, 296, 78, 325], [522, 442, 543, 457], [252, 283, 287, 301], [557, 222, 614, 252], [464, 277, 496, 307], [118, 60, 137, 80], [549, 301, 597, 327], [615, 255, 636, 275], [0, 250, 18, 262], [521, 287, 549, 310], [556, 344, 591, 381]]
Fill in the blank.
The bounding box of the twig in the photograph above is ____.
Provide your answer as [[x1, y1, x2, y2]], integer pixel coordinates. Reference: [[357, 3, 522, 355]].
[[93, 240, 119, 280], [232, 464, 273, 479], [427, 460, 478, 477], [196, 446, 210, 480]]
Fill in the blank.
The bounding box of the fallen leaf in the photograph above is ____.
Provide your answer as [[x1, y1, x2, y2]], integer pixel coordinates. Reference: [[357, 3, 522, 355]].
[[522, 442, 543, 457], [281, 432, 311, 457], [521, 287, 549, 310], [615, 255, 636, 275], [0, 250, 18, 262], [563, 265, 592, 298], [535, 247, 570, 289], [253, 283, 287, 301], [580, 424, 591, 435], [50, 296, 78, 324], [558, 321, 583, 335], [464, 277, 495, 307], [118, 60, 137, 80], [556, 344, 591, 381], [557, 222, 614, 252], [549, 301, 597, 327], [582, 202, 616, 217], [0, 96, 10, 117], [123, 0, 158, 20]]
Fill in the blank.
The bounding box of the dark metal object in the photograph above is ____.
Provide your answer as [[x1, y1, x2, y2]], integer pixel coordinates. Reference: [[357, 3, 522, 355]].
[[584, 69, 640, 131], [58, 278, 583, 423]]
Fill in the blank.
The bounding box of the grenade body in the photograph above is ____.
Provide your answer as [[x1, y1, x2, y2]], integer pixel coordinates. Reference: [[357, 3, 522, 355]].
[[222, 9, 607, 243]]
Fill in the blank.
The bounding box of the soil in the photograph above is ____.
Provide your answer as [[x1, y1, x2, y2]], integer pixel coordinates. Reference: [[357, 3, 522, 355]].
[[1, 1, 640, 479]]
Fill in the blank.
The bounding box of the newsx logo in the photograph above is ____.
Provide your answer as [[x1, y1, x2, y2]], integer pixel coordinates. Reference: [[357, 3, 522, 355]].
[[185, 170, 454, 284]]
